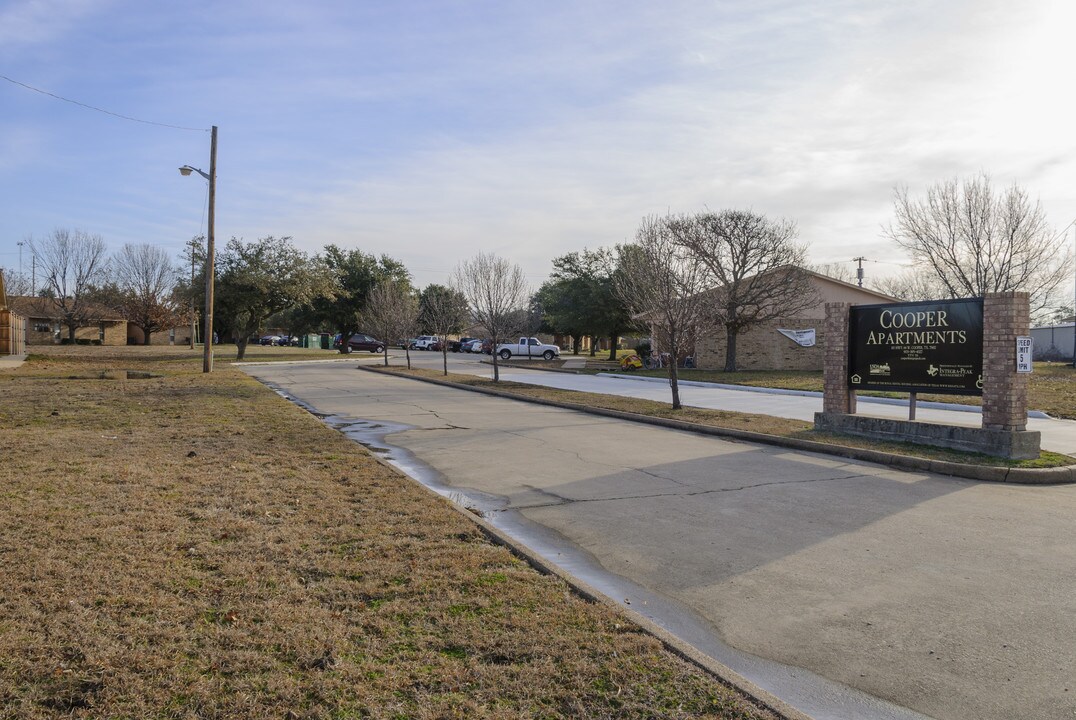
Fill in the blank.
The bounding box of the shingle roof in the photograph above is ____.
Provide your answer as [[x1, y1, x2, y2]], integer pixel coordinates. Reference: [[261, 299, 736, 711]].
[[6, 296, 125, 322]]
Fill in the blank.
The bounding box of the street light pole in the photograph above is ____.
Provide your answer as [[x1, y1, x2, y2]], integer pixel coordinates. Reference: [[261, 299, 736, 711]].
[[180, 125, 218, 373], [205, 125, 217, 373]]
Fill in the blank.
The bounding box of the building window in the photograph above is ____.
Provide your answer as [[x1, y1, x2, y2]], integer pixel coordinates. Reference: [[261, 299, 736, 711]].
[[33, 323, 51, 332]]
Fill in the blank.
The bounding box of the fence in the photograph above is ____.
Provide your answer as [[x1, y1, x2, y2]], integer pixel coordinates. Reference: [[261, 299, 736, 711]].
[[0, 310, 27, 355], [1031, 324, 1075, 362]]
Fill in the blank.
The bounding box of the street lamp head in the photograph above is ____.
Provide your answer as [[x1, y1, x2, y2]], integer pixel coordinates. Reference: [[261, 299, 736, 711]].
[[179, 166, 194, 176]]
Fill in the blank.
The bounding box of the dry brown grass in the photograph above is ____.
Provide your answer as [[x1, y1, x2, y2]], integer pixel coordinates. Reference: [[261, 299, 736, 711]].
[[0, 345, 776, 720]]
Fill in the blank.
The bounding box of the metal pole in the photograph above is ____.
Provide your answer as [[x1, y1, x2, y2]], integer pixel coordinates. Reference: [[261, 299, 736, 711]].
[[203, 125, 217, 373], [189, 238, 197, 350], [909, 391, 917, 421]]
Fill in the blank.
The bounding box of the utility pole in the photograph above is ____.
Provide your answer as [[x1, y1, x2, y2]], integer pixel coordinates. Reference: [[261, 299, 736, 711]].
[[31, 256, 35, 296], [17, 241, 23, 277], [205, 125, 217, 373], [852, 257, 866, 287], [188, 237, 198, 350], [179, 125, 218, 373]]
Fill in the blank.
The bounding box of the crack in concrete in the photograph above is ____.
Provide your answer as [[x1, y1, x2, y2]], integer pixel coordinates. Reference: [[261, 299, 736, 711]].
[[511, 471, 875, 510]]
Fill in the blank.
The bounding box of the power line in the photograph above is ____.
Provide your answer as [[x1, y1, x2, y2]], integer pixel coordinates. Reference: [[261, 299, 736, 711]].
[[0, 74, 208, 132]]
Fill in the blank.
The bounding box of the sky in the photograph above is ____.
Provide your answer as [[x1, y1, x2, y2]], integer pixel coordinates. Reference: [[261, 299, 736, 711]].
[[1, 0, 1075, 299]]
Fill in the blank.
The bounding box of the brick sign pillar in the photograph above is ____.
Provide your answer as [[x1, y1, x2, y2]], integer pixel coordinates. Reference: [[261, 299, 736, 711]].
[[823, 302, 856, 414], [981, 292, 1030, 431]]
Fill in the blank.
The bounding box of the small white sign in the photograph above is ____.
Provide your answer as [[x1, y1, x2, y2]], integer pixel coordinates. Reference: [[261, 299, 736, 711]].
[[1016, 336, 1033, 373], [778, 328, 816, 347]]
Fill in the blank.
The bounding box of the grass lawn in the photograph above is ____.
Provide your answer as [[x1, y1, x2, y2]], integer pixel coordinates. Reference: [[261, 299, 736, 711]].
[[381, 367, 1074, 469], [0, 345, 776, 720], [581, 363, 1076, 420]]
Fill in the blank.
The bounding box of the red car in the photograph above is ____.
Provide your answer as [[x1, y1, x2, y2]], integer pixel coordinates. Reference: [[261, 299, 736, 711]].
[[333, 333, 385, 353]]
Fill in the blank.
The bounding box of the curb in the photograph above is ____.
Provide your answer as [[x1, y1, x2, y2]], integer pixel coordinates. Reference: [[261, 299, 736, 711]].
[[360, 367, 1076, 485], [319, 374, 813, 720]]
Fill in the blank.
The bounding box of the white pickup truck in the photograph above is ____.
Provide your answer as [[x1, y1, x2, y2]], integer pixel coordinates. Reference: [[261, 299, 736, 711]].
[[495, 337, 560, 360]]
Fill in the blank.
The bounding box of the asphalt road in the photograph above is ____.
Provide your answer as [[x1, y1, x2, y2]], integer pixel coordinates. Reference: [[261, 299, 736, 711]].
[[246, 355, 1076, 720]]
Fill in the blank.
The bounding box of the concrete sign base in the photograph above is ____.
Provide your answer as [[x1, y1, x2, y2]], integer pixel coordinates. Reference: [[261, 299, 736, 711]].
[[815, 411, 1042, 460]]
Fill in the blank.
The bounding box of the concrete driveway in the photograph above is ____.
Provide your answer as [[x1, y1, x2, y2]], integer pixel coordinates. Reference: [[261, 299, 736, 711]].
[[245, 360, 1076, 720], [401, 353, 1076, 455]]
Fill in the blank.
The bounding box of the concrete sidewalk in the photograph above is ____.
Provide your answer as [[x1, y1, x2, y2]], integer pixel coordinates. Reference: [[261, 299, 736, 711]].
[[0, 354, 26, 370], [475, 365, 1076, 456]]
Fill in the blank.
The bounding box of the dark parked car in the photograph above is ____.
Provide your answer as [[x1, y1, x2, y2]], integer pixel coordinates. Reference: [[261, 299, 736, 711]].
[[450, 336, 478, 352], [346, 333, 386, 353]]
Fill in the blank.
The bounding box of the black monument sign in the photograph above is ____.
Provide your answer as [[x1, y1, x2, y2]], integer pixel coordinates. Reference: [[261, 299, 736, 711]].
[[849, 298, 984, 395]]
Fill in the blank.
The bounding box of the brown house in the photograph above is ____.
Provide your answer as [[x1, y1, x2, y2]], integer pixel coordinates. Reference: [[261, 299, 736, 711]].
[[694, 269, 897, 371], [7, 296, 127, 346]]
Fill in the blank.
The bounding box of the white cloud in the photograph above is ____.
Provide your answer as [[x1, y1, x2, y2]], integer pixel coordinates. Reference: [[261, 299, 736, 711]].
[[2, 0, 1074, 296]]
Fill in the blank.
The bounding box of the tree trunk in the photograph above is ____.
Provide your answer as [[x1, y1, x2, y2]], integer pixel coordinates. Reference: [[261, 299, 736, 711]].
[[667, 358, 681, 410], [607, 335, 617, 361], [724, 327, 738, 372], [589, 337, 597, 356], [236, 337, 248, 361], [383, 346, 389, 366], [442, 344, 448, 376], [572, 335, 581, 355], [405, 345, 412, 370], [492, 343, 500, 382], [143, 330, 152, 346], [338, 332, 352, 354]]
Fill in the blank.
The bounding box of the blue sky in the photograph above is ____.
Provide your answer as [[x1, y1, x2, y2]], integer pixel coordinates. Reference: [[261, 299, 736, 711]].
[[2, 0, 1074, 294]]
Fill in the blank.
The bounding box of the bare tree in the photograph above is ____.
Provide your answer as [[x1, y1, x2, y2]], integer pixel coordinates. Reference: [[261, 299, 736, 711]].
[[885, 173, 1073, 315], [615, 214, 713, 409], [871, 269, 946, 302], [453, 253, 528, 382], [419, 283, 470, 376], [28, 229, 109, 341], [111, 244, 181, 345], [1, 268, 32, 298], [362, 279, 420, 369], [809, 261, 856, 284], [678, 210, 819, 372]]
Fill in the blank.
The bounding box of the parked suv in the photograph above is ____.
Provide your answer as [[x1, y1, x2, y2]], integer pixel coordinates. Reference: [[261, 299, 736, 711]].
[[411, 335, 441, 351]]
